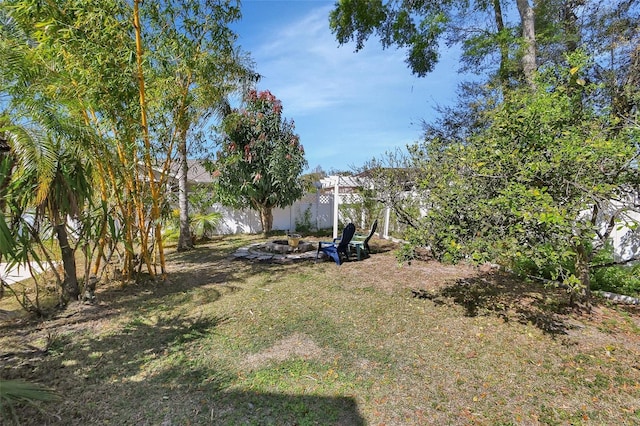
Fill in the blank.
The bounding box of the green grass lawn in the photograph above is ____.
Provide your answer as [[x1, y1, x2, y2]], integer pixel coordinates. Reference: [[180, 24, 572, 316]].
[[1, 235, 639, 425]]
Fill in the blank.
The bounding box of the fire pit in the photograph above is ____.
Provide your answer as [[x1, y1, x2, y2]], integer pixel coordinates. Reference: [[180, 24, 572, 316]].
[[260, 238, 314, 254], [232, 237, 319, 263]]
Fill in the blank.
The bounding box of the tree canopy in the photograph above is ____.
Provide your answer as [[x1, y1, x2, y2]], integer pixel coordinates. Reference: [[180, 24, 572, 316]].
[[210, 89, 307, 234], [341, 0, 640, 303]]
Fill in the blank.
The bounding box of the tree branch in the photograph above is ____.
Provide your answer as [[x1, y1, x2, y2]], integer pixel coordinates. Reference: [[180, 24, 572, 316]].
[[591, 256, 640, 269]]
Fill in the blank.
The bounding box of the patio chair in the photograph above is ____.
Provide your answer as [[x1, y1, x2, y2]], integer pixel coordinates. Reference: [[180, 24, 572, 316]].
[[315, 223, 356, 265], [349, 219, 378, 260]]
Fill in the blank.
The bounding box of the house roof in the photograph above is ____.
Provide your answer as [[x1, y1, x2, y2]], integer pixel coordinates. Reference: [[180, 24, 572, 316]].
[[169, 159, 214, 184]]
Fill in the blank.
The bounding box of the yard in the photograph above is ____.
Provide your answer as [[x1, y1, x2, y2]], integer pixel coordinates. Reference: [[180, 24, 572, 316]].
[[1, 234, 639, 425]]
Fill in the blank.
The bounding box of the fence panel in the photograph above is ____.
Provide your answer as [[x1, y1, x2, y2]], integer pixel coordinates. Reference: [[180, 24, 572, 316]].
[[208, 192, 335, 234]]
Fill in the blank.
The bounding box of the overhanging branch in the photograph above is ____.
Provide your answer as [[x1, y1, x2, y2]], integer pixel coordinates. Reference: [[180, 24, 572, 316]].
[[591, 256, 640, 269]]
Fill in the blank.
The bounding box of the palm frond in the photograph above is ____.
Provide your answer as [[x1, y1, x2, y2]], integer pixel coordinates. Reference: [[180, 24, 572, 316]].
[[0, 120, 56, 205], [0, 380, 60, 404], [0, 379, 60, 424]]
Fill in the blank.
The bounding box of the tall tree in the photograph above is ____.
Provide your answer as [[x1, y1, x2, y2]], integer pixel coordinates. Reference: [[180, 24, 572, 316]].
[[210, 89, 307, 234], [0, 113, 95, 303], [581, 1, 640, 124], [1, 8, 100, 302], [34, 145, 93, 302], [2, 0, 155, 281], [411, 57, 638, 304], [348, 0, 639, 304], [516, 0, 537, 88], [142, 0, 256, 251]]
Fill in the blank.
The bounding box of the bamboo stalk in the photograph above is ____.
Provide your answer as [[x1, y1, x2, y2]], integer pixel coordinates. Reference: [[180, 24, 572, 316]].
[[133, 0, 165, 277]]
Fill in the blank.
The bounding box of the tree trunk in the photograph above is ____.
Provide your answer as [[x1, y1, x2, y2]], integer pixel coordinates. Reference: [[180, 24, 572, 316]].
[[133, 0, 166, 277], [177, 138, 193, 251], [259, 206, 273, 235], [0, 151, 14, 261], [562, 0, 582, 54], [493, 0, 511, 88], [573, 242, 592, 310], [55, 223, 79, 303], [0, 151, 13, 268], [515, 0, 537, 89]]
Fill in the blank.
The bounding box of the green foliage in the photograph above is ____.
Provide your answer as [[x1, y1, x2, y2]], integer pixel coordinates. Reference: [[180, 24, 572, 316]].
[[209, 89, 307, 233], [294, 205, 313, 234], [140, 0, 252, 250], [2, 0, 253, 273], [395, 242, 417, 264], [0, 197, 16, 259], [300, 166, 326, 192], [165, 185, 221, 241], [411, 56, 638, 300], [591, 245, 640, 297], [188, 183, 216, 216], [329, 0, 448, 76], [592, 264, 640, 298], [190, 212, 222, 241], [0, 153, 15, 256], [0, 110, 95, 302], [357, 148, 425, 238], [164, 210, 221, 242]]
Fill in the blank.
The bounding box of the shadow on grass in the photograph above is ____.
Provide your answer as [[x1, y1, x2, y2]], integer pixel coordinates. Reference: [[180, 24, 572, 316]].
[[0, 240, 292, 338], [15, 387, 365, 425], [413, 272, 575, 336], [208, 390, 365, 425], [3, 308, 364, 425], [1, 235, 362, 424]]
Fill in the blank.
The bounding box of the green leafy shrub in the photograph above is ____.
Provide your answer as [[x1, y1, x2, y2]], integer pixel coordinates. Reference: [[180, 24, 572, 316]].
[[592, 265, 640, 297], [294, 205, 313, 234], [396, 242, 417, 264], [163, 211, 222, 243], [591, 245, 640, 297], [190, 212, 222, 241]]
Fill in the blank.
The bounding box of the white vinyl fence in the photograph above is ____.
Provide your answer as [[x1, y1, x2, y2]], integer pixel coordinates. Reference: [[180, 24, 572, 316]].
[[206, 185, 640, 264], [209, 191, 335, 234]]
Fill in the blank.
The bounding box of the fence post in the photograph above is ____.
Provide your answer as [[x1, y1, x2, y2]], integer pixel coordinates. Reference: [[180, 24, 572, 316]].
[[333, 177, 339, 239], [384, 206, 390, 239]]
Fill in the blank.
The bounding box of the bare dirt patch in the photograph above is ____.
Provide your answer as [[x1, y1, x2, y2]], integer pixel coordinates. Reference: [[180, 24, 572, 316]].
[[242, 332, 327, 371], [326, 237, 480, 294]]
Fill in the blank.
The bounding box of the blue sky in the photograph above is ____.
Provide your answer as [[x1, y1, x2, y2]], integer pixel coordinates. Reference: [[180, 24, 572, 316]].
[[231, 0, 464, 173]]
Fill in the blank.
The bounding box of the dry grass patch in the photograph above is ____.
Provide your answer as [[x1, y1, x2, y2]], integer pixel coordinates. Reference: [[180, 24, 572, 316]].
[[242, 332, 328, 371]]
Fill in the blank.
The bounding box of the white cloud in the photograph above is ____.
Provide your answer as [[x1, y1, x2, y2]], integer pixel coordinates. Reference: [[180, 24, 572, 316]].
[[252, 5, 415, 115], [236, 2, 464, 170]]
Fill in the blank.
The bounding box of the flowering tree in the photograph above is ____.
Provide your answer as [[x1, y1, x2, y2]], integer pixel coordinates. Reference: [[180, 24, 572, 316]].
[[211, 90, 307, 234]]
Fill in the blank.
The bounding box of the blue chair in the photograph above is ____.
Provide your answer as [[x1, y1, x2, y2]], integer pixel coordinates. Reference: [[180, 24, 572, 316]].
[[315, 223, 356, 265]]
